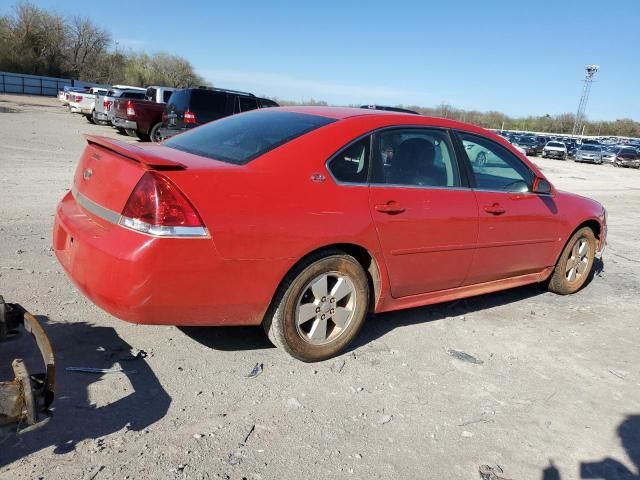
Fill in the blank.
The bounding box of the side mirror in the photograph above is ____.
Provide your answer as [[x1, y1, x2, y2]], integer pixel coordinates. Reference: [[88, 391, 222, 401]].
[[532, 177, 552, 194]]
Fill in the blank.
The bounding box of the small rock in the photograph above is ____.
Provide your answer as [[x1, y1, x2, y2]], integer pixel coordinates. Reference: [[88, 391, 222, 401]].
[[286, 397, 302, 409], [378, 415, 393, 425], [354, 453, 362, 459], [448, 349, 484, 365], [193, 434, 203, 439], [16, 249, 25, 254], [461, 430, 474, 438]]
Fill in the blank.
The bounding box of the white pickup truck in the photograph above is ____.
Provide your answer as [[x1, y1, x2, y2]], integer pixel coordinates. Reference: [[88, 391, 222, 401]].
[[67, 87, 109, 118]]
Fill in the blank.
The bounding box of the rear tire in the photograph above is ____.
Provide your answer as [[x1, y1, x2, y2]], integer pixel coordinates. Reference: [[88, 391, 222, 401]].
[[115, 127, 126, 134], [263, 251, 369, 362], [125, 128, 137, 137], [547, 227, 596, 295], [149, 123, 163, 143], [86, 113, 95, 124]]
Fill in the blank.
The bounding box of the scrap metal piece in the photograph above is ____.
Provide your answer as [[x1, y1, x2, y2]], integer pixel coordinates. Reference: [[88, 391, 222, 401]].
[[0, 296, 55, 429]]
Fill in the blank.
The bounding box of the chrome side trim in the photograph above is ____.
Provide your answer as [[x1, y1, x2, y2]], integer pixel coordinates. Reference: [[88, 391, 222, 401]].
[[72, 188, 209, 238], [72, 187, 121, 224]]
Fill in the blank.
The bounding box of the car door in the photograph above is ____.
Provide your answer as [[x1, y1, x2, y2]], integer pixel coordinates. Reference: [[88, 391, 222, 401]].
[[455, 131, 561, 285], [368, 128, 479, 298]]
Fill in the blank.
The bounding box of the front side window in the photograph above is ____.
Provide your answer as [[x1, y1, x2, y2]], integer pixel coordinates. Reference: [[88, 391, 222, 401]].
[[373, 128, 460, 188], [327, 137, 370, 184], [458, 132, 533, 192]]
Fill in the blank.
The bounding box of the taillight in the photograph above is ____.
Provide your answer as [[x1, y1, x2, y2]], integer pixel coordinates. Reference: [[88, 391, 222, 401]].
[[75, 95, 83, 102], [104, 100, 112, 111], [126, 100, 135, 117], [184, 110, 196, 124], [119, 172, 207, 237]]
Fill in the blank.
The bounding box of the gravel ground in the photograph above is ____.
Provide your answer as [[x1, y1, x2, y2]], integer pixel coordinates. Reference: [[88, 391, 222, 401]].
[[1, 94, 639, 480]]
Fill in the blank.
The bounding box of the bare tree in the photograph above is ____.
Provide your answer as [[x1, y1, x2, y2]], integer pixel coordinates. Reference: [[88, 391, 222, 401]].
[[64, 16, 110, 79]]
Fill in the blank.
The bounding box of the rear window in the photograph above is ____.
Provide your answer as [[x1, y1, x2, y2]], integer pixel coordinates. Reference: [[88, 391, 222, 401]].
[[146, 87, 156, 101], [164, 110, 335, 165], [166, 89, 190, 112], [581, 145, 600, 151], [547, 142, 564, 147]]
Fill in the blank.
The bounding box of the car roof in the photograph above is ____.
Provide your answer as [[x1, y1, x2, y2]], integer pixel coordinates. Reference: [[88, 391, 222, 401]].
[[276, 106, 411, 119]]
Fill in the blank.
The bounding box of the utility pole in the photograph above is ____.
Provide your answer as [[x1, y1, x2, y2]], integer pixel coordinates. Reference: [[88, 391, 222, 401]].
[[572, 65, 599, 136]]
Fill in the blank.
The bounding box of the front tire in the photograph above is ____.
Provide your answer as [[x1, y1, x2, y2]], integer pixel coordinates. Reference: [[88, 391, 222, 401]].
[[547, 227, 596, 295], [263, 251, 369, 362]]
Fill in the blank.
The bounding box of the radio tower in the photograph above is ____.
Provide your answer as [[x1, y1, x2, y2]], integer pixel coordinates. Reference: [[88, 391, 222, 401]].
[[572, 65, 599, 136]]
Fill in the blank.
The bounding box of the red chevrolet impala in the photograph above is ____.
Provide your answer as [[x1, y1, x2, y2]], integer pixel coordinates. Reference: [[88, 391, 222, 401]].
[[53, 107, 606, 361]]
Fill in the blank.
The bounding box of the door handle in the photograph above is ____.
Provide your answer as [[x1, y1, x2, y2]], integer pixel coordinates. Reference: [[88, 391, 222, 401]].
[[484, 203, 506, 215], [375, 201, 406, 215]]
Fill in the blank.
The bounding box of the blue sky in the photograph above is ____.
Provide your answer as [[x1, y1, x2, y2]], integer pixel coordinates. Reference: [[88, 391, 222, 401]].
[[4, 0, 639, 120]]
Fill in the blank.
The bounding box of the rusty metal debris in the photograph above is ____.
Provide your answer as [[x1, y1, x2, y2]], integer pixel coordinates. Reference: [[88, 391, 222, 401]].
[[0, 295, 55, 430]]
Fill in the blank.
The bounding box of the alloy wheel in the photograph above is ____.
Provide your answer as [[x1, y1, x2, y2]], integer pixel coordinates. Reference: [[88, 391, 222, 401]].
[[295, 272, 356, 345], [565, 237, 590, 283]]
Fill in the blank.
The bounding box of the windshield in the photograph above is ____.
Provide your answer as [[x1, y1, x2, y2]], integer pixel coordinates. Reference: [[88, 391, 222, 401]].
[[164, 110, 335, 164], [547, 142, 564, 148], [581, 145, 601, 151]]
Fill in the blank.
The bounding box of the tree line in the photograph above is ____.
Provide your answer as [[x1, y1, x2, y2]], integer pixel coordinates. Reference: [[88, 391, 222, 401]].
[[0, 2, 207, 88], [1, 2, 637, 137]]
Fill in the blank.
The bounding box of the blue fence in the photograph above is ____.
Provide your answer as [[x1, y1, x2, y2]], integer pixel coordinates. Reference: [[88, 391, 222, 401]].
[[0, 72, 109, 96]]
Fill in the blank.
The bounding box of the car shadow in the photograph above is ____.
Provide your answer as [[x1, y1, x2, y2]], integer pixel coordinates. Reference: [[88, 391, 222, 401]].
[[178, 325, 274, 351], [541, 414, 639, 479], [180, 259, 606, 355], [348, 282, 546, 352], [0, 316, 171, 468]]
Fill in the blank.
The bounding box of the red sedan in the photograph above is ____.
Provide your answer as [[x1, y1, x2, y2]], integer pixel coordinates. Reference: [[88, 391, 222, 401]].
[[53, 107, 606, 361]]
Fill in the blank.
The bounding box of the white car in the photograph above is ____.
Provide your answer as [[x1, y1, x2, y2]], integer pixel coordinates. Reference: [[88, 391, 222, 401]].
[[542, 141, 568, 160]]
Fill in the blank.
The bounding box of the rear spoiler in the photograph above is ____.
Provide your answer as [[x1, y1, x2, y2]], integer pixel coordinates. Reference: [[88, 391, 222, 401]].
[[84, 135, 186, 170]]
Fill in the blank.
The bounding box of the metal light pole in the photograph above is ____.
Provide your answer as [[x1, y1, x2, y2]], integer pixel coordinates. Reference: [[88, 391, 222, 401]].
[[572, 65, 599, 137]]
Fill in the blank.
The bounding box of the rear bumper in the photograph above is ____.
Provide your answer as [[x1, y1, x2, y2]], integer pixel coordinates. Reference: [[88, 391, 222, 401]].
[[94, 111, 109, 122], [543, 150, 566, 158], [616, 159, 640, 168], [112, 117, 137, 130], [53, 191, 287, 326]]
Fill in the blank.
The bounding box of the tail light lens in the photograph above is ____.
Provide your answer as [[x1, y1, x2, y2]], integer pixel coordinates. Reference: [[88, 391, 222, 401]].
[[75, 95, 83, 102], [184, 110, 196, 124], [104, 99, 112, 111], [119, 172, 207, 237], [126, 100, 135, 117]]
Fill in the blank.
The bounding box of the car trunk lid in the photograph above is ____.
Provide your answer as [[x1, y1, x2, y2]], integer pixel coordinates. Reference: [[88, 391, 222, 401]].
[[73, 136, 187, 217]]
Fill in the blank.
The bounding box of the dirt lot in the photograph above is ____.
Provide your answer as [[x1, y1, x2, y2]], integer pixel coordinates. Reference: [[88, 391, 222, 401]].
[[1, 94, 639, 480]]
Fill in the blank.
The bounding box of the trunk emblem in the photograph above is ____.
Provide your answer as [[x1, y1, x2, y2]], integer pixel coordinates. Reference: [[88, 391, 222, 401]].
[[83, 168, 93, 180]]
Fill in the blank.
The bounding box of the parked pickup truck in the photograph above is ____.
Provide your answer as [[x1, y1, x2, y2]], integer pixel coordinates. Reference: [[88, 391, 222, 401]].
[[112, 86, 176, 141], [158, 87, 279, 141], [58, 86, 88, 106], [68, 87, 109, 118], [93, 87, 146, 125]]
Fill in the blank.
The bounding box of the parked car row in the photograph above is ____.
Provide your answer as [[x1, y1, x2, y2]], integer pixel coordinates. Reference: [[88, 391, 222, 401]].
[[494, 130, 640, 168], [58, 84, 280, 142]]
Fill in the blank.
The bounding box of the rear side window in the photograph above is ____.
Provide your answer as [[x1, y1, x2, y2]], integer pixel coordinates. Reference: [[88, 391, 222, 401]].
[[191, 90, 227, 116], [328, 137, 370, 184], [164, 110, 335, 165], [373, 128, 460, 188]]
